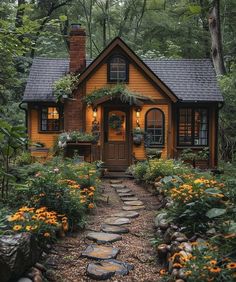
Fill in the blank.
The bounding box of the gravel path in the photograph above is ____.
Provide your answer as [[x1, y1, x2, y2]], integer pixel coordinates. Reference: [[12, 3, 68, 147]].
[[44, 179, 162, 281]]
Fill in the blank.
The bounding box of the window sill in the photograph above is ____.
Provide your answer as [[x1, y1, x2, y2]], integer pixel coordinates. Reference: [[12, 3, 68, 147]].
[[145, 145, 165, 148], [176, 145, 209, 149], [38, 131, 62, 134]]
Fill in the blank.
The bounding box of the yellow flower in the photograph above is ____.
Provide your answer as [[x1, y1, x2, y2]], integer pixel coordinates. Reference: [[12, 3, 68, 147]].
[[209, 260, 217, 266], [159, 269, 166, 275], [80, 199, 86, 203], [25, 225, 32, 231], [13, 225, 22, 231], [208, 267, 221, 273], [88, 203, 94, 209], [173, 263, 183, 268]]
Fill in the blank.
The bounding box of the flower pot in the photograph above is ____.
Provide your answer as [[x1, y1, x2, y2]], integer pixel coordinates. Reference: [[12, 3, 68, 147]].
[[133, 134, 143, 146]]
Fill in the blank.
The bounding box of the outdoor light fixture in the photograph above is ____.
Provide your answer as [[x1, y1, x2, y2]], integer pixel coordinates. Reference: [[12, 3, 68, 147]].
[[135, 107, 141, 127], [93, 108, 97, 120]]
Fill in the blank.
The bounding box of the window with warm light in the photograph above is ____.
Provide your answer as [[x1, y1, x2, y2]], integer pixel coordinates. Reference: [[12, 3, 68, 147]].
[[145, 108, 164, 146], [108, 56, 128, 82], [40, 107, 61, 131]]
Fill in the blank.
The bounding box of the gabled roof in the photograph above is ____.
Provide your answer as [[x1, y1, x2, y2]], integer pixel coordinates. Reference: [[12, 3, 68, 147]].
[[23, 38, 223, 103]]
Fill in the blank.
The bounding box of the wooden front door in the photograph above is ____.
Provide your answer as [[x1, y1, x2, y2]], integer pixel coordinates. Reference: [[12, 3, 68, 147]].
[[103, 106, 131, 171]]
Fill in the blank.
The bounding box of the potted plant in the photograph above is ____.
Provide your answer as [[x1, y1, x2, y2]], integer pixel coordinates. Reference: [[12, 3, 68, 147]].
[[145, 148, 162, 159], [133, 127, 144, 146]]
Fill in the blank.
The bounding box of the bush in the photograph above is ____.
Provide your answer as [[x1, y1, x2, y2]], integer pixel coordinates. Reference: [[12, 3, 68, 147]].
[[132, 161, 148, 181]]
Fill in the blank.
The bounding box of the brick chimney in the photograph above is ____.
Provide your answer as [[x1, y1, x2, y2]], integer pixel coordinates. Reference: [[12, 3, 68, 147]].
[[69, 23, 86, 73]]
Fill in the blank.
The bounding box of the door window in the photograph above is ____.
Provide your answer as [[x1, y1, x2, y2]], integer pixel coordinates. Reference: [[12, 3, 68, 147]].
[[108, 111, 126, 141]]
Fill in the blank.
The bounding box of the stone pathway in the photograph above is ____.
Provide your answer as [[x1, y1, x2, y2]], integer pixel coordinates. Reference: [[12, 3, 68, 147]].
[[44, 179, 162, 281]]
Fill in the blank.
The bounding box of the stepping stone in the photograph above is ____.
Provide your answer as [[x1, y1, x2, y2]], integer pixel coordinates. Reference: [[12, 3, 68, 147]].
[[101, 224, 129, 234], [104, 217, 131, 226], [117, 188, 131, 193], [110, 180, 123, 184], [112, 211, 139, 218], [122, 205, 145, 211], [86, 232, 122, 243], [81, 245, 120, 260], [118, 192, 135, 197], [124, 200, 144, 206], [111, 184, 126, 189], [120, 197, 139, 201], [87, 259, 134, 280]]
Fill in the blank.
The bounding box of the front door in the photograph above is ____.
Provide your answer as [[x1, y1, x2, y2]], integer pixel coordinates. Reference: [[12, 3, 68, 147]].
[[103, 106, 130, 171]]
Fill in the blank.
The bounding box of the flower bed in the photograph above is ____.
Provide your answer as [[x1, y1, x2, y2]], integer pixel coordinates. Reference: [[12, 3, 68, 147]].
[[129, 159, 236, 282]]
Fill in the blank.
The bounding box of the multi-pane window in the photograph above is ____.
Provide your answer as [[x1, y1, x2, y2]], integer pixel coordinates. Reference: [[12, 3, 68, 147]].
[[145, 108, 164, 146], [178, 108, 208, 146], [41, 107, 60, 131], [108, 57, 128, 82]]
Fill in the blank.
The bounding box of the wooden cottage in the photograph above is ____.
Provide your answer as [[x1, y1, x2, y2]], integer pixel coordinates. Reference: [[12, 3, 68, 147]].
[[22, 24, 223, 171]]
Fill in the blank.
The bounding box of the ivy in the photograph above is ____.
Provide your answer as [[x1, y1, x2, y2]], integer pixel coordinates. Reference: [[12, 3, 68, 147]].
[[84, 84, 144, 106]]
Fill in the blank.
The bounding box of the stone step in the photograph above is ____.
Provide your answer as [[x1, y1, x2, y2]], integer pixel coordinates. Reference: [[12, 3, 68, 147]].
[[86, 232, 122, 243], [110, 180, 123, 184], [120, 197, 139, 201], [87, 259, 134, 280], [116, 188, 131, 193], [111, 184, 126, 189], [104, 217, 131, 226], [81, 245, 120, 260], [101, 224, 129, 234], [118, 192, 136, 197], [122, 205, 145, 211], [112, 211, 139, 218], [124, 200, 144, 206]]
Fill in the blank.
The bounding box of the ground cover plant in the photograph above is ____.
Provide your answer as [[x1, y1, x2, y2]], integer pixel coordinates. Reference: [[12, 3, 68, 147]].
[[129, 159, 236, 281]]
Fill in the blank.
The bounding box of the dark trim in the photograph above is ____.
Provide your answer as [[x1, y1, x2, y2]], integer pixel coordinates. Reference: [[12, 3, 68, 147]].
[[177, 106, 209, 147], [107, 54, 129, 83], [214, 107, 219, 167], [145, 108, 165, 146]]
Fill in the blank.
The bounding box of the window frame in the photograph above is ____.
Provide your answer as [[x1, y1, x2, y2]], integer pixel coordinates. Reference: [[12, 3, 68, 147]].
[[145, 108, 165, 147], [177, 107, 209, 147], [39, 105, 63, 133], [107, 55, 129, 83]]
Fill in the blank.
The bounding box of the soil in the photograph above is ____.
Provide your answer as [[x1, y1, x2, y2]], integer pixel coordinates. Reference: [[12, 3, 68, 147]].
[[44, 179, 162, 282]]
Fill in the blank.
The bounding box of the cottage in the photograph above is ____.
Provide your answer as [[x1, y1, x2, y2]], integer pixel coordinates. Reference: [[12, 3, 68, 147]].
[[22, 24, 223, 171]]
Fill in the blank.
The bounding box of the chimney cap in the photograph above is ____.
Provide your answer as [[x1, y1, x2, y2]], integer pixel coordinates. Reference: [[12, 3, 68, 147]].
[[70, 23, 86, 36], [71, 23, 82, 29]]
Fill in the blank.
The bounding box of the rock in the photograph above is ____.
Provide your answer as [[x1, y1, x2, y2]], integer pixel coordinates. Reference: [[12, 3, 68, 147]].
[[86, 232, 122, 243], [170, 242, 181, 255], [104, 217, 131, 226], [163, 228, 175, 244], [123, 200, 144, 206], [120, 197, 139, 201], [101, 224, 129, 234], [171, 232, 188, 242], [176, 280, 185, 282], [33, 275, 43, 282], [118, 192, 135, 197], [159, 220, 170, 231], [34, 263, 46, 272], [154, 212, 168, 228], [206, 228, 217, 236], [117, 188, 131, 193], [171, 268, 179, 277], [110, 180, 123, 184], [112, 211, 139, 218], [122, 205, 145, 211], [0, 233, 41, 282], [180, 242, 192, 253], [111, 184, 126, 189], [178, 269, 187, 280], [87, 259, 134, 280], [81, 245, 120, 260], [17, 278, 33, 282]]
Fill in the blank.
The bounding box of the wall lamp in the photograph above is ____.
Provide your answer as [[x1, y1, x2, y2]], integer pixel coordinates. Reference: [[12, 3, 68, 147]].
[[93, 108, 97, 121], [135, 107, 141, 127]]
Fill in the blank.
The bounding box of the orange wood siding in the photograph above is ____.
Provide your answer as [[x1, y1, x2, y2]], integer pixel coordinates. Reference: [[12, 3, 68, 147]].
[[29, 108, 60, 149]]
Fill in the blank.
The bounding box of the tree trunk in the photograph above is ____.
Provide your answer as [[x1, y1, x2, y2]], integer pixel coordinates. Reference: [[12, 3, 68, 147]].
[[15, 0, 26, 28], [208, 0, 226, 75]]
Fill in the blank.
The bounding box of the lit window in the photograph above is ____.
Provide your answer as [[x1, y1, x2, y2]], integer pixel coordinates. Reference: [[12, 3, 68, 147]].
[[108, 56, 128, 82], [145, 108, 164, 146], [178, 108, 208, 146], [41, 107, 61, 131]]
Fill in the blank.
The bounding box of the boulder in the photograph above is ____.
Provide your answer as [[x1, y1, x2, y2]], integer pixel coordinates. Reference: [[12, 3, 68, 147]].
[[0, 233, 41, 282], [154, 213, 168, 228]]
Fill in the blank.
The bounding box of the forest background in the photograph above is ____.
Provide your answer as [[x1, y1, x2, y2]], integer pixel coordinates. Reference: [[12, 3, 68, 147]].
[[0, 0, 235, 162]]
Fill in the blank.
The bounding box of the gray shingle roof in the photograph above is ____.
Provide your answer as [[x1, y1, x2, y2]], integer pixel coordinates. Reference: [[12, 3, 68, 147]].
[[23, 57, 223, 102]]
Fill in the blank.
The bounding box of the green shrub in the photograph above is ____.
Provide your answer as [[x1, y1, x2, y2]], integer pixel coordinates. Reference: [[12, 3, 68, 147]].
[[132, 161, 148, 181]]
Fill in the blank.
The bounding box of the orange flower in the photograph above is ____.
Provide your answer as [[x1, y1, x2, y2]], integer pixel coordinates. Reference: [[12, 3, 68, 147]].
[[208, 267, 221, 273], [88, 203, 94, 209], [226, 262, 236, 269], [43, 232, 50, 237], [173, 263, 183, 268], [159, 269, 166, 275], [209, 260, 217, 266], [13, 225, 22, 231]]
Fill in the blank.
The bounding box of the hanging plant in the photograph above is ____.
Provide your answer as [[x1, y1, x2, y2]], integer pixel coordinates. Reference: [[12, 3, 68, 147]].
[[109, 114, 122, 129]]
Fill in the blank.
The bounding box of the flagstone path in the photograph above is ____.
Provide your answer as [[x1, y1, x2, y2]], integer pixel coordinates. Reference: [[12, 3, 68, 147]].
[[44, 179, 162, 281]]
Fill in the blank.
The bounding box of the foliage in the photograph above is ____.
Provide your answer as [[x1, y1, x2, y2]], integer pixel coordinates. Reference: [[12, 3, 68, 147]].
[[53, 74, 79, 101], [180, 148, 209, 161], [84, 84, 144, 106], [132, 161, 149, 181], [57, 131, 97, 148], [7, 206, 67, 244]]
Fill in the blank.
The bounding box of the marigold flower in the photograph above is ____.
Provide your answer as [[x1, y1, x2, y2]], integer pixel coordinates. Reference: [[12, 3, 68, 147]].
[[173, 263, 183, 268], [88, 203, 94, 209], [209, 260, 217, 266], [13, 225, 22, 231], [159, 269, 166, 275], [25, 225, 32, 231], [208, 267, 221, 273]]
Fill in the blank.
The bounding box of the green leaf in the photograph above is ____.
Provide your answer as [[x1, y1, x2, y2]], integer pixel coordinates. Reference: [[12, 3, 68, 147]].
[[189, 5, 201, 14], [205, 188, 222, 194], [206, 208, 226, 219], [59, 15, 67, 22]]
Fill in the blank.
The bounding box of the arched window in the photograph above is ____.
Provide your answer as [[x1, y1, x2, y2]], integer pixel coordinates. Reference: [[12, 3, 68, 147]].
[[108, 56, 128, 82], [145, 108, 164, 146]]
